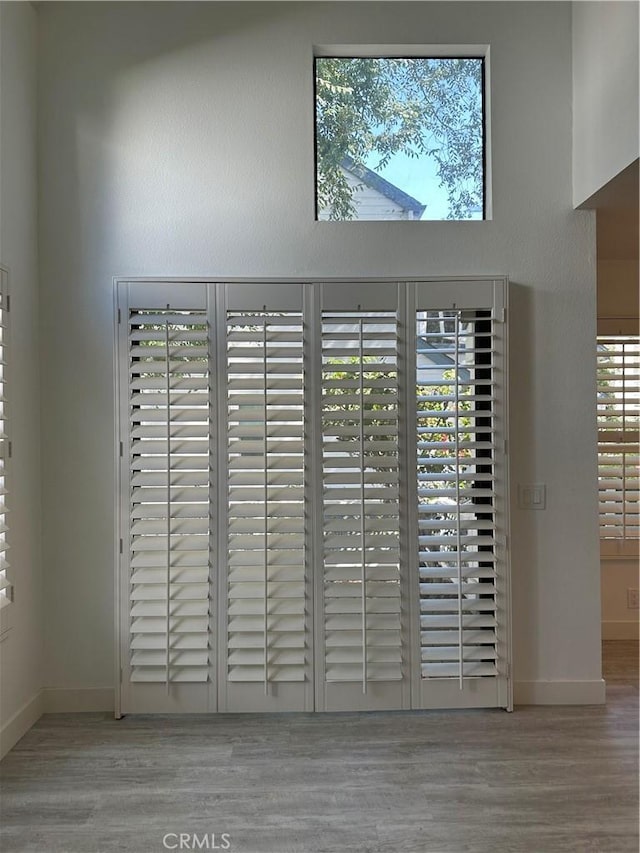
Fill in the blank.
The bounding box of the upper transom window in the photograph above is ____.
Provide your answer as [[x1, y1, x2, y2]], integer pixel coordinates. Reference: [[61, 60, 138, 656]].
[[314, 55, 485, 222]]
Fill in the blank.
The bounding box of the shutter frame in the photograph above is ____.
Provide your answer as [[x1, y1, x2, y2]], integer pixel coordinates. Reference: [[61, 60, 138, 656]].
[[115, 278, 512, 715]]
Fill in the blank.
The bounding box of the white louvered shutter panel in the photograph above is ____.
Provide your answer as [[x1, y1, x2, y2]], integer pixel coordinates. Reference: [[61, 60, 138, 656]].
[[127, 306, 211, 685], [0, 274, 9, 613], [596, 336, 640, 554], [116, 279, 511, 716], [223, 288, 311, 711], [410, 280, 509, 710], [319, 299, 405, 708]]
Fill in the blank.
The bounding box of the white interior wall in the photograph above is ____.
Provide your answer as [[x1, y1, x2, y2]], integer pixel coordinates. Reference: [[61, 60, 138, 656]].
[[601, 562, 640, 640], [0, 1, 43, 756], [572, 0, 639, 207], [37, 0, 602, 707]]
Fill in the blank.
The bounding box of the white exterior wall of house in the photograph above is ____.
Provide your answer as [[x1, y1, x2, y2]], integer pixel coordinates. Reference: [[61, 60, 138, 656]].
[[36, 1, 602, 709], [318, 167, 418, 221]]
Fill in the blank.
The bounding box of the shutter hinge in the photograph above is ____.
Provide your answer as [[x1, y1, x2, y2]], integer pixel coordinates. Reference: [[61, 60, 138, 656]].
[[7, 441, 12, 459], [504, 439, 508, 456], [117, 308, 121, 325], [119, 538, 123, 554], [506, 661, 511, 680], [120, 667, 123, 683], [119, 441, 123, 458], [498, 306, 506, 323], [5, 294, 10, 313], [6, 584, 14, 603]]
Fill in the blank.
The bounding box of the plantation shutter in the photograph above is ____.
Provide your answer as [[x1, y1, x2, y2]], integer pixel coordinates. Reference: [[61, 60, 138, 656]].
[[116, 279, 511, 716], [221, 284, 312, 711], [596, 336, 640, 555], [315, 283, 409, 711], [118, 283, 214, 713], [409, 281, 510, 710], [0, 272, 10, 618]]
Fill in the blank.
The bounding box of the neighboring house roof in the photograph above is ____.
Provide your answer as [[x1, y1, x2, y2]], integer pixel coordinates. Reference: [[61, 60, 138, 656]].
[[417, 335, 470, 382], [342, 156, 426, 218]]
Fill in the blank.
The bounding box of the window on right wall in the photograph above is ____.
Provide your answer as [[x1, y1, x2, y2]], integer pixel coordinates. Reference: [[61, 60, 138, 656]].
[[314, 54, 486, 221], [596, 334, 640, 556]]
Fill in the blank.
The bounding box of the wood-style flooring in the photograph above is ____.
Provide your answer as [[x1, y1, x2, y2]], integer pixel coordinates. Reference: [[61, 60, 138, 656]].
[[1, 642, 638, 853]]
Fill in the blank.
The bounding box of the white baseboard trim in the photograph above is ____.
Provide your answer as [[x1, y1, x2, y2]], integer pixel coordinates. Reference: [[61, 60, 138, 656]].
[[602, 620, 639, 641], [41, 683, 610, 711], [43, 687, 115, 713], [0, 691, 44, 760], [514, 679, 606, 705]]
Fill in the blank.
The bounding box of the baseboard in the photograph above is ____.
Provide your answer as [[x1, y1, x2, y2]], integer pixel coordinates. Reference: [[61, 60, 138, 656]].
[[43, 687, 115, 713], [514, 679, 606, 705], [0, 691, 44, 760], [42, 683, 608, 710], [602, 620, 639, 641]]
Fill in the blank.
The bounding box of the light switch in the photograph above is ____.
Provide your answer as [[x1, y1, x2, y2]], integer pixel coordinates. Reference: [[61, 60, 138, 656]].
[[518, 483, 546, 510]]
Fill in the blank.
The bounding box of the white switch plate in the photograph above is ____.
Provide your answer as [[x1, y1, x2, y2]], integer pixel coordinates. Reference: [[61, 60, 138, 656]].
[[518, 483, 546, 510]]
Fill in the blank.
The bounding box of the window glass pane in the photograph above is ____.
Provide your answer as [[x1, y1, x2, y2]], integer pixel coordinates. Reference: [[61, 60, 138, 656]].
[[315, 57, 484, 221]]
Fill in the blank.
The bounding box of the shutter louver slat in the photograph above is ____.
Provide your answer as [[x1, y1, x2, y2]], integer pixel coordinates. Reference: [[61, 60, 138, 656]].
[[226, 311, 307, 687], [416, 309, 498, 684], [321, 311, 402, 687], [128, 310, 211, 684]]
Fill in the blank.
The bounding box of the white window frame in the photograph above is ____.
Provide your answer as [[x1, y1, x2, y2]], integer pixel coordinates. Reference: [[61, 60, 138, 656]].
[[313, 45, 492, 222]]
